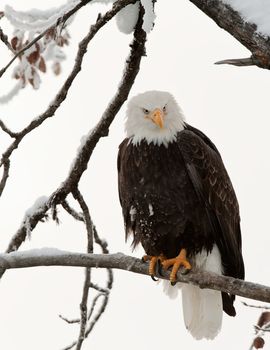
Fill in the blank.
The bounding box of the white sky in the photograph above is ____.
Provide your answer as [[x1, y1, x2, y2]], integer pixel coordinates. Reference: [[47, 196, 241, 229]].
[[1, 0, 270, 349]]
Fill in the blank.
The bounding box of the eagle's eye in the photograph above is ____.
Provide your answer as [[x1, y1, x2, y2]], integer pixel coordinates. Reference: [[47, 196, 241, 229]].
[[142, 108, 150, 115], [163, 105, 167, 113]]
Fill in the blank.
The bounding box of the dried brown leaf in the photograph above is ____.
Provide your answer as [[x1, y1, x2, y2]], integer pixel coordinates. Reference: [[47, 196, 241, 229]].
[[258, 312, 270, 327], [253, 337, 265, 349], [11, 37, 18, 50], [38, 56, 46, 73], [27, 50, 40, 64]]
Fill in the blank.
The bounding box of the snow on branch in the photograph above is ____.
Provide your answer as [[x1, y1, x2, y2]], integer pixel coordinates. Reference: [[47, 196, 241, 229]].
[[4, 1, 79, 32], [0, 249, 270, 304], [189, 0, 270, 69]]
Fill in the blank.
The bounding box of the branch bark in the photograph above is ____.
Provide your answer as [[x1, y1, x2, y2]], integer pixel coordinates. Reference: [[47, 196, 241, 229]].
[[189, 0, 270, 69], [0, 249, 269, 304]]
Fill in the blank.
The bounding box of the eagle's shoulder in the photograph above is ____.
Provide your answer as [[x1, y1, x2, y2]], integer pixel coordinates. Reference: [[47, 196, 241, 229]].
[[179, 123, 221, 156]]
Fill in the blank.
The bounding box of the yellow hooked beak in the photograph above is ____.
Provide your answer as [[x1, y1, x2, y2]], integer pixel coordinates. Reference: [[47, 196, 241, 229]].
[[149, 108, 164, 129]]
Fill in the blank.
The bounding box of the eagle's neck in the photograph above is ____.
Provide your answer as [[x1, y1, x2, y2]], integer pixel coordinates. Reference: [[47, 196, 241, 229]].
[[127, 120, 185, 147]]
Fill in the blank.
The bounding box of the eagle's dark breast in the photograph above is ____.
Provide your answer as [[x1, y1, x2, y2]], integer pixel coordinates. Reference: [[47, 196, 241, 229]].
[[118, 139, 215, 259]]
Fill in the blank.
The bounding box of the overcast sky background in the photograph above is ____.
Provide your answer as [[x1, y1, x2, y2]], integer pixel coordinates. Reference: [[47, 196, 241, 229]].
[[0, 0, 270, 349]]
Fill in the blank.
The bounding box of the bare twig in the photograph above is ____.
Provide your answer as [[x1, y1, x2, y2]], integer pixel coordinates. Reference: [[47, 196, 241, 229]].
[[62, 341, 77, 350], [89, 282, 109, 294], [1, 250, 270, 304], [0, 120, 18, 138], [215, 57, 255, 67], [0, 158, 10, 196], [255, 321, 270, 333], [84, 291, 109, 338], [62, 200, 84, 222], [243, 301, 270, 310], [0, 27, 14, 53], [59, 314, 80, 324], [87, 292, 107, 320], [72, 188, 93, 350]]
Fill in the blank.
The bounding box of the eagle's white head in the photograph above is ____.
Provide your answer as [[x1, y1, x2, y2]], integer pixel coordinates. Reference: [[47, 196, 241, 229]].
[[125, 90, 185, 146]]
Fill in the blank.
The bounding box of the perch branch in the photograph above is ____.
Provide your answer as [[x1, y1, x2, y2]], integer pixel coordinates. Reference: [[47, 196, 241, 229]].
[[189, 0, 270, 69], [0, 250, 270, 304]]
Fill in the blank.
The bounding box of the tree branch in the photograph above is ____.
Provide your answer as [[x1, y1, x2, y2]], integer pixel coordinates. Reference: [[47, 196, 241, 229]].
[[0, 250, 269, 304], [72, 188, 94, 350], [189, 0, 270, 69]]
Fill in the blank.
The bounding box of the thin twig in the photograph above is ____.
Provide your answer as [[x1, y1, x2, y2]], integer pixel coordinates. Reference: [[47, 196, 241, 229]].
[[0, 158, 10, 197], [89, 282, 109, 294], [84, 292, 109, 338], [215, 57, 255, 67], [72, 188, 93, 350], [243, 301, 270, 310], [0, 120, 18, 138], [59, 314, 80, 324], [62, 200, 84, 222], [87, 292, 107, 320], [62, 341, 77, 350], [0, 27, 15, 53]]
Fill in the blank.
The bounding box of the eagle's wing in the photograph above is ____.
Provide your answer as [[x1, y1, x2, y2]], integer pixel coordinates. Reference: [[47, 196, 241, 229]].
[[177, 128, 244, 281], [117, 138, 135, 241]]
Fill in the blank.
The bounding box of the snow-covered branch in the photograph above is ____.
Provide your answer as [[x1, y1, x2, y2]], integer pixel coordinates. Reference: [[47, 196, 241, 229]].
[[0, 249, 270, 304], [189, 0, 270, 69]]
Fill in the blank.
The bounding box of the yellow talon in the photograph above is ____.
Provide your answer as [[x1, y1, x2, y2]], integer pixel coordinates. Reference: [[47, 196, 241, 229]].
[[142, 254, 167, 281], [161, 249, 192, 284]]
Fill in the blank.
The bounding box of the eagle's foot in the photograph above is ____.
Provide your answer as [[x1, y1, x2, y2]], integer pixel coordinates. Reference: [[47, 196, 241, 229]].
[[161, 249, 191, 285], [142, 254, 166, 281]]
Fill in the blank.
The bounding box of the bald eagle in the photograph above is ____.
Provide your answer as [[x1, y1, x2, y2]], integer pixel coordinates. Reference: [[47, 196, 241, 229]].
[[117, 91, 244, 340]]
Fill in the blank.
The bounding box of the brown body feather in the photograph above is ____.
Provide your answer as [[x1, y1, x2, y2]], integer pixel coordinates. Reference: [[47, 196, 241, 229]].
[[118, 124, 244, 316]]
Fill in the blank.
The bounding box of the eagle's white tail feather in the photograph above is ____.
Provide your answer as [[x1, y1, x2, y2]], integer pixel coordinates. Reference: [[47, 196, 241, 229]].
[[162, 280, 182, 299], [182, 284, 223, 340], [161, 245, 223, 339], [181, 245, 223, 340]]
